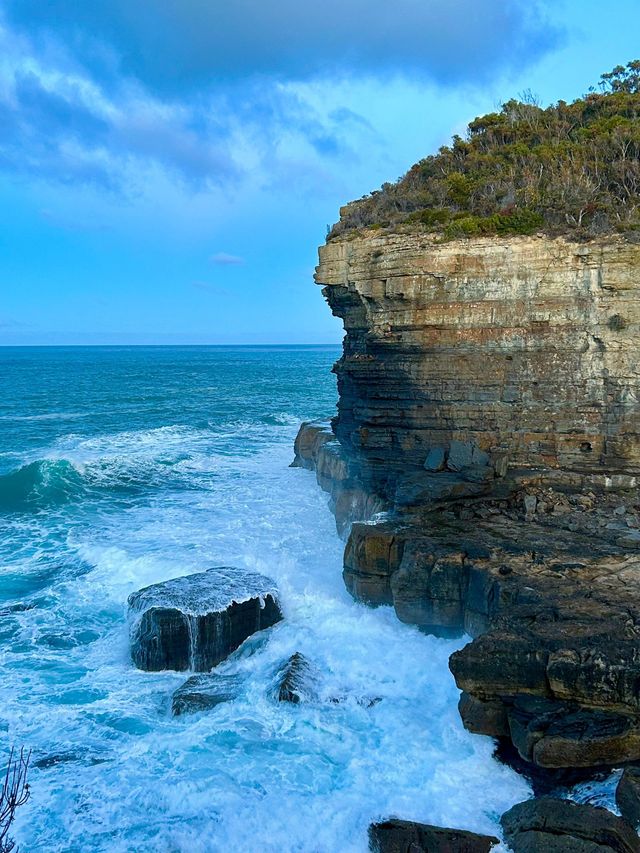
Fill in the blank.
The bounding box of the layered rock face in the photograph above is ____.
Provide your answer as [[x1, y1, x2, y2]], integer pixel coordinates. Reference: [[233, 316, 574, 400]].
[[298, 230, 640, 775], [317, 233, 640, 502]]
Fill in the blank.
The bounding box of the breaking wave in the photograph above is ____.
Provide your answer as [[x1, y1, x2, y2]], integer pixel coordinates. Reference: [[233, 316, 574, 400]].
[[0, 459, 85, 511]]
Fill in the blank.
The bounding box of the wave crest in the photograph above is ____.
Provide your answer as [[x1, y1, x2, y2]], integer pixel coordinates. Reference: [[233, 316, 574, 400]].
[[0, 459, 85, 511]]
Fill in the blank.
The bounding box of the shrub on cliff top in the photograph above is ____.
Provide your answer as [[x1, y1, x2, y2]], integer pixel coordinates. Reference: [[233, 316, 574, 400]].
[[330, 60, 640, 241]]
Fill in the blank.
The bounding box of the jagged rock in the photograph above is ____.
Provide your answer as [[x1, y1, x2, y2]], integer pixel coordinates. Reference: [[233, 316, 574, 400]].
[[368, 819, 499, 852], [292, 421, 385, 533], [273, 652, 319, 703], [128, 567, 282, 672], [172, 673, 243, 716], [343, 521, 407, 606], [500, 797, 640, 852], [339, 507, 640, 769], [617, 768, 640, 829], [391, 540, 467, 636]]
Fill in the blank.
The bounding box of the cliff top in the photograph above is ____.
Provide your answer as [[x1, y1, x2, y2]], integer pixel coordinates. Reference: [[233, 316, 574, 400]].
[[330, 60, 640, 243]]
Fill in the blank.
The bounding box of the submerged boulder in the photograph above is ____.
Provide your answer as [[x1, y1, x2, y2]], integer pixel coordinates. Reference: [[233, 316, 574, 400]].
[[128, 567, 282, 672], [368, 819, 498, 852], [500, 797, 640, 852], [172, 673, 243, 716], [272, 652, 319, 704]]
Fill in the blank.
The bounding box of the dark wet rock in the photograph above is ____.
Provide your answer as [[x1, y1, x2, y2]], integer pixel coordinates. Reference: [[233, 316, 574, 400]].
[[128, 567, 282, 672], [343, 521, 408, 606], [500, 797, 640, 852], [33, 750, 108, 769], [273, 652, 319, 704], [172, 673, 243, 716], [425, 447, 446, 472], [395, 472, 491, 507], [617, 768, 640, 829], [391, 540, 467, 636], [493, 739, 611, 798], [338, 507, 640, 769], [368, 818, 499, 852], [458, 693, 510, 739], [506, 697, 640, 769]]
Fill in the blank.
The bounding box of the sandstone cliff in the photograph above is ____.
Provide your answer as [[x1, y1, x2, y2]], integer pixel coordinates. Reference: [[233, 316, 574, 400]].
[[319, 232, 640, 500], [295, 229, 640, 777]]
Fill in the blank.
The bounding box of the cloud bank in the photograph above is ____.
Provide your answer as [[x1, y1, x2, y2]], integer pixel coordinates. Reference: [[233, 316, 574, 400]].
[[0, 1, 561, 192]]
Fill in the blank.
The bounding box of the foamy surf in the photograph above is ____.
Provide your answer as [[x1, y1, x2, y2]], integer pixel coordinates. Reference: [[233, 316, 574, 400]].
[[1, 346, 530, 852]]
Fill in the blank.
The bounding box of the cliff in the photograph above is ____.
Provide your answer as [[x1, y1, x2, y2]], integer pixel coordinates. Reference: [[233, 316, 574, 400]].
[[295, 229, 640, 777], [319, 232, 640, 499]]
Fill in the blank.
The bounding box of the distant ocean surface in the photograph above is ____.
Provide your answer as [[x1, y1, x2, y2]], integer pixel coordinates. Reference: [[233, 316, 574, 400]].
[[0, 345, 531, 852]]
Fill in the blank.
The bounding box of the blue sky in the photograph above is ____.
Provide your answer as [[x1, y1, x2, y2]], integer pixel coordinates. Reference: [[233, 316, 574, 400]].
[[0, 0, 638, 345]]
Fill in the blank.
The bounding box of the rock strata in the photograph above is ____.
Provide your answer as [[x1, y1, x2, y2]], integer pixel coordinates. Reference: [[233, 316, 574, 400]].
[[292, 229, 640, 775], [368, 819, 498, 852], [128, 567, 282, 672], [317, 233, 640, 502], [292, 419, 384, 535]]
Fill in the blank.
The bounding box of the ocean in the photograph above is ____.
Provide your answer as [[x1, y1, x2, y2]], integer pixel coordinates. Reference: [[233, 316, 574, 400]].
[[0, 345, 530, 852]]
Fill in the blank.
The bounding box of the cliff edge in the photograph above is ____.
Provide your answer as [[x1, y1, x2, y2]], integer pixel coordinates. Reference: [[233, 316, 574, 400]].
[[295, 229, 640, 775]]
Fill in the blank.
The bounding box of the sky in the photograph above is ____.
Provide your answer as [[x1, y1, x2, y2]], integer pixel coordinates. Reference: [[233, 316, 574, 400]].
[[0, 0, 638, 345]]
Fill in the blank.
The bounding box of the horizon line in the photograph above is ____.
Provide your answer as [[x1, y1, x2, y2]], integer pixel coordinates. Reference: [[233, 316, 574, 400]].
[[0, 342, 341, 348]]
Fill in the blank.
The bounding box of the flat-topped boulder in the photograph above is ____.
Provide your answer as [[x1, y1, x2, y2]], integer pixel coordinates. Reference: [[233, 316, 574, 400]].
[[172, 673, 243, 716], [368, 819, 498, 852], [128, 567, 282, 672], [501, 797, 640, 852]]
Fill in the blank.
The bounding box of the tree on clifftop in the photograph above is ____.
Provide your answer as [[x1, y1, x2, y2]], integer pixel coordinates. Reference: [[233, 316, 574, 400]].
[[599, 60, 640, 94], [331, 60, 640, 241]]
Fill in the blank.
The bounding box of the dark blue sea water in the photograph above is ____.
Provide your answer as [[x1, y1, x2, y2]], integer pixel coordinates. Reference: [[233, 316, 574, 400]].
[[0, 346, 530, 852]]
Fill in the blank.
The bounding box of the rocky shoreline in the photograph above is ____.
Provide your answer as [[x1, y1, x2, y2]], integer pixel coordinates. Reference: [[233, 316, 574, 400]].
[[291, 230, 640, 849]]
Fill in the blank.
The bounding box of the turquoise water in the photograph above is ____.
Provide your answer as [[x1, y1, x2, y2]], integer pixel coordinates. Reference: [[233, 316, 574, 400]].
[[0, 346, 529, 852]]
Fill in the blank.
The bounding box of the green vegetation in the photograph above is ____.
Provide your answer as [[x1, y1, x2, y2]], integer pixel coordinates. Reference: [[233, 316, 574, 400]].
[[331, 61, 640, 241]]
